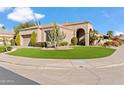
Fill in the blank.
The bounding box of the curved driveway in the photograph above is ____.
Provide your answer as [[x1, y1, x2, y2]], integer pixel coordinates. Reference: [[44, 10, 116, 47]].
[[0, 45, 124, 84]]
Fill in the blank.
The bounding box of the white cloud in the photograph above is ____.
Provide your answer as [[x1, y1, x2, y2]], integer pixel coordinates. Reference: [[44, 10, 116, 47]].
[[0, 24, 4, 27], [0, 7, 10, 12], [114, 31, 124, 36], [7, 7, 45, 23]]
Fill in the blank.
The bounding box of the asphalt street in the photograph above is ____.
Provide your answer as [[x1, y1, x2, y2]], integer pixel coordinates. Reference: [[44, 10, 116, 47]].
[[0, 66, 39, 85]]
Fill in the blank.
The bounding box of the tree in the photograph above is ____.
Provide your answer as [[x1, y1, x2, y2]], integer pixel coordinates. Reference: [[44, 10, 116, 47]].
[[2, 26, 6, 29], [89, 29, 98, 45], [93, 29, 98, 34], [107, 31, 113, 38], [48, 25, 66, 47], [30, 32, 36, 46], [14, 22, 36, 34], [15, 33, 20, 46]]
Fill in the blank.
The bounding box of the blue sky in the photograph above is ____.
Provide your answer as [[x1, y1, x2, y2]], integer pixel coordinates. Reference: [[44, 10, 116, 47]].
[[0, 7, 124, 35]]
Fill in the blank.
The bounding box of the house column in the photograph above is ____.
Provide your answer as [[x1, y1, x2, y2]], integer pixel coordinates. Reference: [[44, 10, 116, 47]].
[[85, 30, 89, 46], [37, 28, 42, 42], [20, 35, 23, 46]]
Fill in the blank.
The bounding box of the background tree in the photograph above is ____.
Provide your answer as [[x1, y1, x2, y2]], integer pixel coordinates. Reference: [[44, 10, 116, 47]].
[[1, 26, 6, 29], [48, 25, 66, 47], [14, 22, 36, 34], [30, 32, 36, 46], [15, 33, 20, 46]]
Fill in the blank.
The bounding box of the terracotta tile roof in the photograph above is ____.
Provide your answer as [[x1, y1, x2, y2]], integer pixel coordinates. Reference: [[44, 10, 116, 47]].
[[19, 24, 56, 31], [0, 28, 14, 35], [19, 21, 93, 31], [62, 21, 93, 26], [19, 26, 38, 31], [39, 24, 57, 29]]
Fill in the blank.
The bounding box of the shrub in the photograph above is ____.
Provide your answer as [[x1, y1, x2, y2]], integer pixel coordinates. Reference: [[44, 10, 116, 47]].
[[103, 41, 120, 47], [112, 36, 122, 46], [46, 42, 55, 48], [30, 32, 36, 46], [10, 39, 15, 46], [111, 41, 120, 47], [0, 47, 6, 52], [103, 41, 112, 47], [35, 42, 47, 47], [59, 41, 68, 46], [0, 46, 12, 53], [7, 46, 13, 51], [118, 40, 122, 46], [15, 33, 20, 46], [71, 37, 78, 45]]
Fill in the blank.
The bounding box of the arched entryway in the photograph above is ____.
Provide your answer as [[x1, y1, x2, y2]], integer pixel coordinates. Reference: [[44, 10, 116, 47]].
[[76, 28, 85, 45]]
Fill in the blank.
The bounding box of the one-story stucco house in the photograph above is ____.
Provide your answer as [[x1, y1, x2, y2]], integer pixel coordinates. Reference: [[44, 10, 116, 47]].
[[0, 28, 14, 45], [19, 21, 93, 46]]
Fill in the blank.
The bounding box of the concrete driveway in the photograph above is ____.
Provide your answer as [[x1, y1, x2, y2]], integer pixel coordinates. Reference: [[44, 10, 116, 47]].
[[0, 45, 124, 84]]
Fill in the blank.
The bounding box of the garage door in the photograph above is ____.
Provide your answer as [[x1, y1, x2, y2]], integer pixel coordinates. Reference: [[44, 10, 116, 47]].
[[22, 35, 31, 46]]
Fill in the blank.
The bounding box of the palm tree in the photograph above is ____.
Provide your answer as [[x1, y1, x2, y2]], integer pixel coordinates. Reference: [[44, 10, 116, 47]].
[[93, 29, 99, 34], [107, 31, 113, 39]]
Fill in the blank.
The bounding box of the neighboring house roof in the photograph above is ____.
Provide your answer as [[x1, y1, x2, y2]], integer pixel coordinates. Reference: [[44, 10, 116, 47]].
[[119, 35, 124, 40], [0, 28, 14, 35]]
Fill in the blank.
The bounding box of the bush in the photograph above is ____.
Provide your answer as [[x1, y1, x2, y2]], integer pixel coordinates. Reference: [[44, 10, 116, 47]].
[[0, 46, 12, 53], [46, 42, 55, 48], [35, 42, 47, 47], [7, 46, 13, 51], [103, 41, 112, 47], [71, 37, 78, 45], [0, 47, 6, 52], [111, 41, 120, 47], [10, 39, 15, 46], [103, 40, 121, 47], [30, 32, 36, 46], [112, 36, 122, 46], [15, 33, 20, 46], [59, 41, 68, 46]]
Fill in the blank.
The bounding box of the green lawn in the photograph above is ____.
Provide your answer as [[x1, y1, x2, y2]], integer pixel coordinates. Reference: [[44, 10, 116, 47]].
[[8, 47, 116, 59]]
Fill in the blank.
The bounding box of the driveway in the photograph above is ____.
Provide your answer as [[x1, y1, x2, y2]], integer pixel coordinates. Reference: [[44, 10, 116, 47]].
[[0, 45, 124, 84]]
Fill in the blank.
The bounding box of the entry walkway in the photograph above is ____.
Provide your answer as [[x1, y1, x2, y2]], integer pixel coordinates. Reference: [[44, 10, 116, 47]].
[[0, 45, 124, 84]]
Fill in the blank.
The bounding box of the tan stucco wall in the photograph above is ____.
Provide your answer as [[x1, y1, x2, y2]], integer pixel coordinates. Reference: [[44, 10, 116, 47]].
[[64, 23, 93, 46], [19, 22, 93, 46], [59, 27, 74, 44], [0, 35, 13, 45], [19, 28, 38, 46], [40, 27, 74, 44]]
